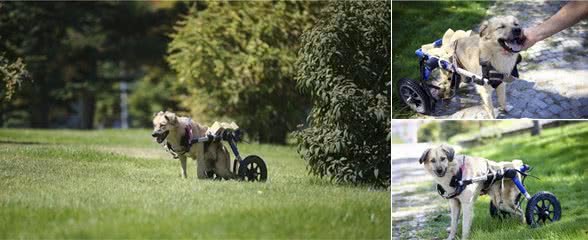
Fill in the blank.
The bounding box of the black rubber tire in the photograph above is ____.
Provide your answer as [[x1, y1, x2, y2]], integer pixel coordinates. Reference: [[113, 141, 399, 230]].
[[525, 191, 561, 227], [490, 193, 522, 219], [238, 155, 267, 182], [398, 77, 432, 115]]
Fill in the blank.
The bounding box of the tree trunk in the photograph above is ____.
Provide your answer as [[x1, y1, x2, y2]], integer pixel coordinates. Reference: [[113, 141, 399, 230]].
[[29, 83, 50, 128], [79, 92, 95, 129]]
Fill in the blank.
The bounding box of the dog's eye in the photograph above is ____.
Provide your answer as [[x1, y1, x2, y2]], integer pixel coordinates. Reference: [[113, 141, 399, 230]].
[[431, 160, 436, 163], [497, 25, 505, 29], [514, 23, 519, 26], [441, 157, 446, 161]]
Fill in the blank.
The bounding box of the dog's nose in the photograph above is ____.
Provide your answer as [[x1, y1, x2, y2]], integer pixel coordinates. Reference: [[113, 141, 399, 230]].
[[513, 27, 521, 36], [436, 169, 443, 174], [151, 132, 158, 137]]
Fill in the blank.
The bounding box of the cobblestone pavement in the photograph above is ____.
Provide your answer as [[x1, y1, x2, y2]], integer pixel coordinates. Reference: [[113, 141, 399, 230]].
[[428, 1, 588, 119]]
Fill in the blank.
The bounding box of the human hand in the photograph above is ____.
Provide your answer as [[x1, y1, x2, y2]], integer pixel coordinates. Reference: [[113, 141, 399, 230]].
[[522, 28, 540, 50]]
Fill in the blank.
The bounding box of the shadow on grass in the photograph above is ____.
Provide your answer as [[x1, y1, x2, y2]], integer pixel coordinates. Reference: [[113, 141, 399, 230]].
[[0, 140, 49, 145]]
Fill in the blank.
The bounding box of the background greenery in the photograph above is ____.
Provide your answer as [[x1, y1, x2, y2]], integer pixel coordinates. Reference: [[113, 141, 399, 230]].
[[416, 122, 588, 239], [0, 128, 390, 238], [391, 1, 490, 118], [296, 0, 391, 187], [167, 1, 322, 144]]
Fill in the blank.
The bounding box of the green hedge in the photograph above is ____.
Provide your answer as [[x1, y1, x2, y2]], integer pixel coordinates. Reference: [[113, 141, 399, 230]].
[[295, 1, 391, 187]]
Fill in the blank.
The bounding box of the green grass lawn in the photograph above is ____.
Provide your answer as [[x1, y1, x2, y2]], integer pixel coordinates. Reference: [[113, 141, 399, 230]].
[[417, 122, 588, 239], [392, 1, 490, 118], [0, 129, 390, 239]]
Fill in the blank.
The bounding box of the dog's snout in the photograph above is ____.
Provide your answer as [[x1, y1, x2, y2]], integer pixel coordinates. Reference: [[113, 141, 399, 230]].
[[151, 132, 158, 137], [512, 27, 521, 36], [436, 169, 443, 174]]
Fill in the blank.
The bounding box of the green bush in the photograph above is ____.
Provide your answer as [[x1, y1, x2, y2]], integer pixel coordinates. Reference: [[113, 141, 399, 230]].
[[295, 1, 391, 187], [167, 1, 321, 144], [417, 122, 440, 143]]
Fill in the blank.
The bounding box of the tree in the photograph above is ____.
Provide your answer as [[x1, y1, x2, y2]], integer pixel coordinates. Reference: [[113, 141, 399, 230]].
[[167, 1, 322, 143], [0, 1, 187, 128], [295, 1, 391, 187]]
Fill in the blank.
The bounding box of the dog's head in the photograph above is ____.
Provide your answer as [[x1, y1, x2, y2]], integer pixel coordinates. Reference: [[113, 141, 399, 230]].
[[419, 144, 455, 178], [151, 111, 178, 143], [479, 16, 525, 53]]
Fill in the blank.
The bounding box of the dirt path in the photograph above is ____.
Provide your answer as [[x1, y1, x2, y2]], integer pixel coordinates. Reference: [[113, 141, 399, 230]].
[[391, 144, 445, 239]]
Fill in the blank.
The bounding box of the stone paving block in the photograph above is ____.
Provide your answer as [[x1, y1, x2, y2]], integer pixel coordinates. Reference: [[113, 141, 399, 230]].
[[538, 110, 553, 119], [535, 92, 547, 99], [560, 101, 572, 110], [544, 96, 554, 105], [552, 94, 565, 102], [509, 109, 523, 118], [548, 104, 564, 114], [559, 111, 574, 119], [533, 99, 548, 109]]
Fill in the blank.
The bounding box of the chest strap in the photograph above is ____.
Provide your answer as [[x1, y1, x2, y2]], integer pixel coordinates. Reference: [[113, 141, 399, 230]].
[[480, 60, 504, 88], [437, 156, 469, 199]]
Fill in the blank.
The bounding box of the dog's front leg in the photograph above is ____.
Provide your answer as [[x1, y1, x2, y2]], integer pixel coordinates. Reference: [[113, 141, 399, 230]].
[[447, 199, 461, 240], [476, 84, 495, 118], [179, 155, 188, 178], [461, 201, 475, 240], [496, 83, 511, 112]]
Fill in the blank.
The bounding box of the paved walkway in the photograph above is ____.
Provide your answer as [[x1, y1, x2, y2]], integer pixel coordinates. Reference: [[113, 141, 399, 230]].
[[429, 1, 588, 119]]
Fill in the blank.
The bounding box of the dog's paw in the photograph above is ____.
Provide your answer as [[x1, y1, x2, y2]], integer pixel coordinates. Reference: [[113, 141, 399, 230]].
[[500, 105, 514, 112]]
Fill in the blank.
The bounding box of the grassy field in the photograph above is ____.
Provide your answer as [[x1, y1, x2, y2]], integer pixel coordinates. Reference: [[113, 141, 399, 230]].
[[416, 122, 588, 239], [392, 1, 490, 118], [0, 129, 390, 239]]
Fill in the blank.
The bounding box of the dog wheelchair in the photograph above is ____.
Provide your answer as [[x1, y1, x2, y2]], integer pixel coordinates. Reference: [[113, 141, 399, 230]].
[[190, 129, 268, 182], [447, 163, 561, 227], [398, 39, 521, 115]]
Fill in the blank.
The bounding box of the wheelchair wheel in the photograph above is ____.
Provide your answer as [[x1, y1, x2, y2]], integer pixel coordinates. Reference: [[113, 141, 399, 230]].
[[525, 191, 561, 227], [238, 155, 267, 182], [490, 193, 522, 219], [398, 78, 432, 115]]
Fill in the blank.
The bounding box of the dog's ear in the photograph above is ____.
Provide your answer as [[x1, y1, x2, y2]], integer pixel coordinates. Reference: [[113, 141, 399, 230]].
[[164, 112, 178, 125], [419, 148, 431, 164], [479, 20, 489, 38], [441, 144, 455, 162]]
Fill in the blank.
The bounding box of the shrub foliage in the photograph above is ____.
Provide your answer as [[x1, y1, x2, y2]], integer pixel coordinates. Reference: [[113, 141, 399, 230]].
[[0, 55, 28, 103], [167, 1, 321, 143], [295, 1, 391, 187]]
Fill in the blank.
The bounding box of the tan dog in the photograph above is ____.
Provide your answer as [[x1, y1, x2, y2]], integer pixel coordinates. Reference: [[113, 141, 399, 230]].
[[453, 16, 524, 118], [151, 111, 233, 179], [420, 145, 523, 239]]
